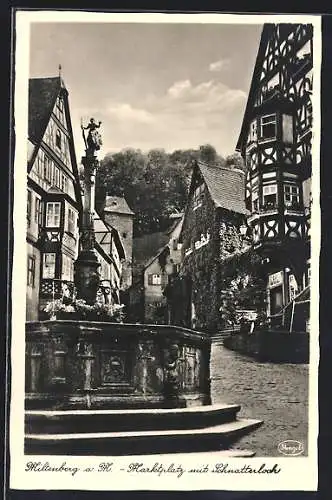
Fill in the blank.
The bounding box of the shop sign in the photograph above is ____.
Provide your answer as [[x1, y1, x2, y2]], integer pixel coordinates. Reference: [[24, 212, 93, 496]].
[[268, 271, 283, 288]]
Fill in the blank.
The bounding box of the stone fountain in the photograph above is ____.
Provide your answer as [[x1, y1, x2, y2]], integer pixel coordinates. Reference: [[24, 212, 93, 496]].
[[25, 121, 262, 456]]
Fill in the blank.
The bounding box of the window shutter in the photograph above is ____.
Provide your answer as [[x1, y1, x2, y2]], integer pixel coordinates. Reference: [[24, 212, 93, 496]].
[[148, 274, 153, 285]]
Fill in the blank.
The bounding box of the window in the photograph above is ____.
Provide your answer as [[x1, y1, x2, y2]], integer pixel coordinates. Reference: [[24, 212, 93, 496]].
[[43, 155, 52, 182], [34, 197, 40, 223], [35, 198, 43, 225], [306, 102, 313, 129], [284, 184, 300, 208], [260, 114, 277, 140], [53, 167, 60, 187], [67, 207, 76, 234], [27, 190, 32, 226], [252, 188, 259, 212], [62, 254, 74, 281], [42, 253, 56, 279], [282, 115, 293, 143], [56, 129, 61, 149], [46, 202, 61, 227], [148, 274, 162, 285], [122, 232, 127, 239], [61, 174, 68, 193], [263, 184, 277, 209], [27, 256, 35, 287], [249, 120, 257, 142], [193, 183, 204, 210]]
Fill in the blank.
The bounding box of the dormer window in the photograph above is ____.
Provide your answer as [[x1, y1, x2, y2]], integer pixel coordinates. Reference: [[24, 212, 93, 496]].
[[260, 114, 277, 140]]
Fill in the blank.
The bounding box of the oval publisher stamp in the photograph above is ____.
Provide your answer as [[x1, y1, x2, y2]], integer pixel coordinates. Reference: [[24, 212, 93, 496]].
[[278, 440, 304, 456]]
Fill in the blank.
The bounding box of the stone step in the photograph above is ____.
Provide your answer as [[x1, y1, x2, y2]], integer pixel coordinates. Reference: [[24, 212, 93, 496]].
[[25, 403, 241, 434], [25, 418, 263, 456]]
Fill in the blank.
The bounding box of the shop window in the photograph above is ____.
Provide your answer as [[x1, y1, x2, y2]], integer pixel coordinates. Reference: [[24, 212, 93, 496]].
[[27, 190, 32, 227], [46, 202, 61, 227], [42, 253, 56, 279], [260, 114, 277, 140], [27, 255, 35, 287], [288, 274, 299, 302], [193, 183, 204, 210], [284, 184, 300, 209], [262, 184, 277, 210], [148, 274, 162, 285], [270, 285, 283, 315]]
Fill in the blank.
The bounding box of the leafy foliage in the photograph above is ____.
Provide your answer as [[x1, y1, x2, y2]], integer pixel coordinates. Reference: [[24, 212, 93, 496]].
[[96, 145, 237, 236], [219, 249, 267, 328], [44, 298, 125, 322]]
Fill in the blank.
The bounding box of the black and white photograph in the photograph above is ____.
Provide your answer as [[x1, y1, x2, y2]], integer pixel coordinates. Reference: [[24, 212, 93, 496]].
[[10, 11, 320, 491]]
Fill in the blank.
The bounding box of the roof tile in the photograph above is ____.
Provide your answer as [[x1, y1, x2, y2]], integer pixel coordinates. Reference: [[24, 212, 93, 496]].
[[197, 162, 249, 215]]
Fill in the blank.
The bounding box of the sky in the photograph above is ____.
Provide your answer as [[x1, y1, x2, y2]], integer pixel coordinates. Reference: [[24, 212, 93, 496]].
[[29, 21, 263, 158]]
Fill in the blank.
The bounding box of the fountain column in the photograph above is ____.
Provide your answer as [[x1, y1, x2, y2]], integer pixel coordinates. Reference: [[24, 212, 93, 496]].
[[74, 119, 103, 304]]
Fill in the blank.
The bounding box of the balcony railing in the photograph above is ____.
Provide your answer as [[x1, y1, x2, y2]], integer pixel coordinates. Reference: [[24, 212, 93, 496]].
[[40, 279, 75, 299]]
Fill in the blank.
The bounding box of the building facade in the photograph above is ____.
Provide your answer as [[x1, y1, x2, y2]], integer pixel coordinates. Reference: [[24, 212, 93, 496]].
[[130, 216, 183, 323], [94, 214, 126, 305], [27, 76, 82, 320], [27, 76, 125, 320], [102, 195, 134, 292], [166, 162, 249, 333], [236, 23, 312, 328]]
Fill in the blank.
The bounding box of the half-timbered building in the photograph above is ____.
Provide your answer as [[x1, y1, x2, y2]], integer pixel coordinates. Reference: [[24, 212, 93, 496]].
[[236, 23, 312, 329], [27, 76, 82, 320], [27, 75, 125, 320]]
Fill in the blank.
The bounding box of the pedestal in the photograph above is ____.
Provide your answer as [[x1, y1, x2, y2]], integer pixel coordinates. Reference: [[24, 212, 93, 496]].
[[74, 250, 100, 305]]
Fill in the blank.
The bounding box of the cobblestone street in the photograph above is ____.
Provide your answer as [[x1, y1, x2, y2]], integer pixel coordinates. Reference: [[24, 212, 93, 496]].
[[210, 343, 309, 457]]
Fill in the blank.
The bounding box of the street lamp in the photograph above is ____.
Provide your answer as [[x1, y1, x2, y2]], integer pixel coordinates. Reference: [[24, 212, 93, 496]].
[[239, 224, 247, 237]]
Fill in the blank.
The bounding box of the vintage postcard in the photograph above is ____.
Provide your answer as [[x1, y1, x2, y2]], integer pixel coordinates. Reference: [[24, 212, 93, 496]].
[[10, 10, 320, 491]]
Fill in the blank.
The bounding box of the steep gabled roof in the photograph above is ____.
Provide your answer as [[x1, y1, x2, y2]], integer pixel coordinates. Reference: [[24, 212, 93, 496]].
[[197, 161, 248, 215], [27, 75, 83, 214], [28, 76, 62, 144], [133, 231, 170, 269], [104, 196, 134, 216], [236, 23, 295, 152]]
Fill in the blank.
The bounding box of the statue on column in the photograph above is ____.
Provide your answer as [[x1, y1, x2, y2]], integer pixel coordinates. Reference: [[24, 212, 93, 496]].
[[81, 118, 102, 154]]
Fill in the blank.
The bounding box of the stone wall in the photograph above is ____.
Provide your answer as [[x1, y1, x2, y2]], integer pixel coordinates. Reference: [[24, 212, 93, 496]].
[[180, 191, 219, 332]]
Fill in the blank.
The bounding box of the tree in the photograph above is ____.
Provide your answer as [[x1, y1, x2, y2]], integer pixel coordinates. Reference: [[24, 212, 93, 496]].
[[96, 144, 229, 237], [225, 152, 245, 172]]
